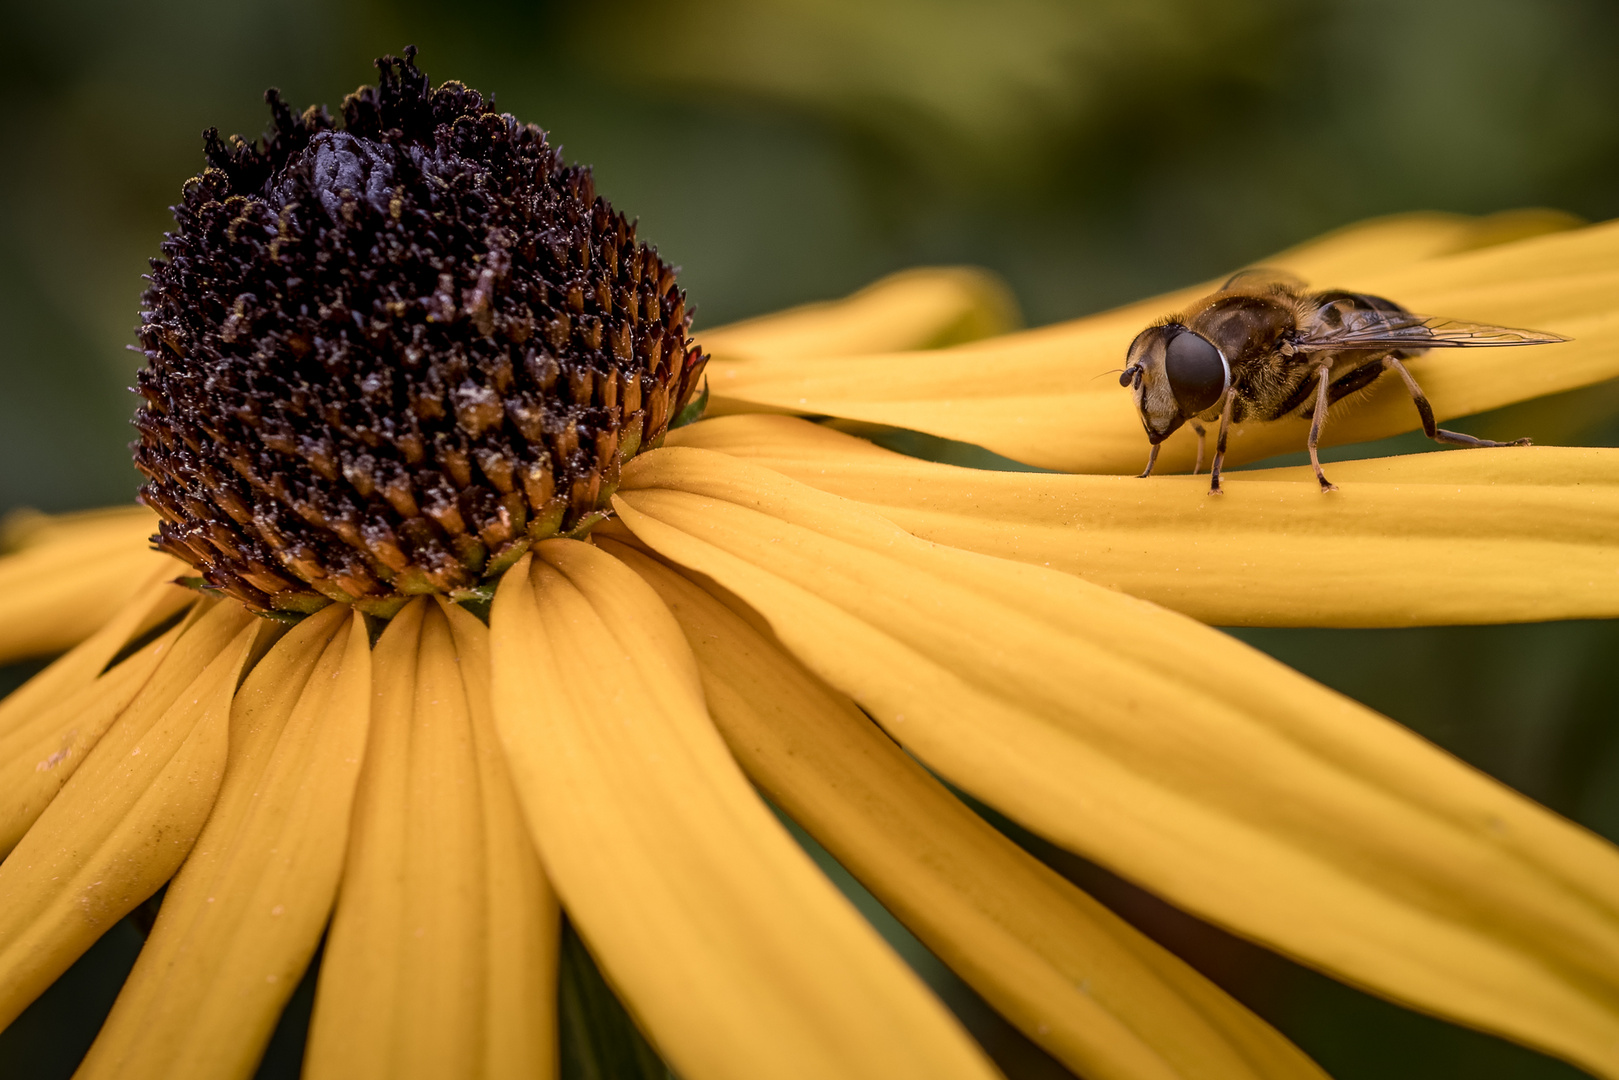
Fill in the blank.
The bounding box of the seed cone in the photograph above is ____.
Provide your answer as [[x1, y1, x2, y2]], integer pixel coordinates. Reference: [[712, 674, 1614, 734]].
[[133, 48, 707, 616]]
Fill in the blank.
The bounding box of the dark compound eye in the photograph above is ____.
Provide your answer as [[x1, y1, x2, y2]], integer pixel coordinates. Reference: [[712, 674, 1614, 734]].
[[1164, 330, 1227, 416]]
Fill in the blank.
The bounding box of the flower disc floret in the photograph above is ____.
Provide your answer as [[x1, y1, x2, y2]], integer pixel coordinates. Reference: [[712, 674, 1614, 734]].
[[132, 48, 707, 617]]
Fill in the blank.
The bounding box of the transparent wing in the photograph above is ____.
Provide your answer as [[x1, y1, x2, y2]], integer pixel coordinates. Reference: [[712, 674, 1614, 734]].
[[1294, 311, 1567, 353]]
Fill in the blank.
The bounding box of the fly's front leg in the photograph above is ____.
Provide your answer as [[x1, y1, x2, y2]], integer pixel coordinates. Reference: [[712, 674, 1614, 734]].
[[1382, 356, 1532, 448], [1308, 364, 1337, 492], [1209, 394, 1235, 495], [1191, 420, 1207, 476], [1138, 441, 1161, 479]]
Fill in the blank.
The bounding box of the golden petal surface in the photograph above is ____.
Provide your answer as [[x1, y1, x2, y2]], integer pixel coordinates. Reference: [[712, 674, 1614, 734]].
[[305, 599, 557, 1080], [699, 266, 1020, 363], [489, 543, 1001, 1080], [606, 535, 1329, 1080], [0, 505, 175, 664], [0, 583, 204, 856], [672, 414, 1619, 627], [0, 607, 260, 1028], [77, 606, 372, 1080], [614, 446, 1619, 1079], [705, 213, 1616, 473]]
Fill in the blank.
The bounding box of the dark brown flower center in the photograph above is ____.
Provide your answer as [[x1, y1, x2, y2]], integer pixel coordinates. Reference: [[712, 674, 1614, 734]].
[[133, 48, 707, 618]]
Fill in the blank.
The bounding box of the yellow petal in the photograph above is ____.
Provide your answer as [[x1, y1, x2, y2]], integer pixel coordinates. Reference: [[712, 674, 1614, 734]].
[[699, 266, 1020, 365], [77, 605, 372, 1080], [0, 594, 231, 857], [439, 598, 562, 1076], [0, 604, 261, 1029], [672, 413, 1619, 627], [704, 211, 1560, 398], [706, 213, 1615, 473], [0, 505, 178, 664], [305, 599, 558, 1080], [0, 572, 194, 742], [0, 505, 159, 553], [613, 446, 1619, 1079], [489, 543, 1000, 1080], [604, 535, 1327, 1080]]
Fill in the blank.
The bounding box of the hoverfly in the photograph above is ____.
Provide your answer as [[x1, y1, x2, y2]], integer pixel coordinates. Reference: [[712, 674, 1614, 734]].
[[1119, 270, 1565, 493]]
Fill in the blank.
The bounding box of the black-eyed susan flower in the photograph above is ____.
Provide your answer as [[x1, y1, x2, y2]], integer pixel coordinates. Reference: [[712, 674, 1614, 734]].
[[3, 47, 1619, 1080]]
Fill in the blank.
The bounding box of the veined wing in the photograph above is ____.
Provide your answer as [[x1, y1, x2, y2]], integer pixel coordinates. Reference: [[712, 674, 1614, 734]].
[[1295, 311, 1567, 353]]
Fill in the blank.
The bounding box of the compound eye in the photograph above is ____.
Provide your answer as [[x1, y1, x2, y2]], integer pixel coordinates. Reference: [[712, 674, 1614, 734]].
[[1164, 330, 1227, 415]]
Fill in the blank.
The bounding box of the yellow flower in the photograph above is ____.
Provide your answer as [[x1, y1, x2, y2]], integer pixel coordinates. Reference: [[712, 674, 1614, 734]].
[[2, 205, 1619, 1080]]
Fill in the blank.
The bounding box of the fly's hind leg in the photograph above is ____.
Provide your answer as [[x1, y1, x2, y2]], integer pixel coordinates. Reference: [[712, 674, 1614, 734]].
[[1382, 356, 1532, 448], [1308, 364, 1337, 492], [1191, 420, 1207, 475], [1209, 394, 1235, 495], [1138, 441, 1161, 478]]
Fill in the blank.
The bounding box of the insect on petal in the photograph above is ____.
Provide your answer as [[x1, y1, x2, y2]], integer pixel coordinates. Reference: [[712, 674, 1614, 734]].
[[672, 415, 1619, 628]]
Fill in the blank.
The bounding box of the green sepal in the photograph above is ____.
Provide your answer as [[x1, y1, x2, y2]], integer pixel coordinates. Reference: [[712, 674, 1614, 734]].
[[175, 575, 224, 597], [309, 580, 360, 604], [617, 415, 645, 463], [483, 537, 533, 579], [447, 583, 497, 604], [353, 595, 411, 619], [268, 590, 333, 614], [528, 498, 568, 542], [395, 566, 441, 595], [669, 377, 709, 430], [563, 510, 611, 540], [451, 533, 490, 574]]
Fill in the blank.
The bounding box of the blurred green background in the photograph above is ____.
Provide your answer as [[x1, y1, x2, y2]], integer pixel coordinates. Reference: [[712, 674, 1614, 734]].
[[2, 0, 1618, 1078]]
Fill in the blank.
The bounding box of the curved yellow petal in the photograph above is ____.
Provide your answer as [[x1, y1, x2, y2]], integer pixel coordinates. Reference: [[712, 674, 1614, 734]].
[[705, 211, 1570, 399], [613, 446, 1619, 1079], [0, 605, 261, 1028], [305, 599, 557, 1080], [0, 594, 231, 857], [0, 505, 175, 664], [489, 543, 1001, 1080], [439, 598, 562, 1077], [707, 214, 1615, 473], [699, 266, 1020, 365], [0, 572, 194, 739], [672, 414, 1619, 627], [603, 535, 1327, 1080], [0, 571, 199, 859], [77, 605, 372, 1080]]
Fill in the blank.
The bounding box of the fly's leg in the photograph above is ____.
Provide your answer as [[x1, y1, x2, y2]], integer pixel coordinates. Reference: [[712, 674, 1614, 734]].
[[1308, 364, 1338, 492], [1191, 420, 1207, 475], [1138, 441, 1161, 478], [1382, 356, 1532, 448], [1209, 393, 1235, 495]]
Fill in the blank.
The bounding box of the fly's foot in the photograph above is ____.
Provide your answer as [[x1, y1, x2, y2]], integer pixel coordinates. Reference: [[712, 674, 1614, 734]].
[[1433, 427, 1534, 450], [1318, 480, 1339, 493]]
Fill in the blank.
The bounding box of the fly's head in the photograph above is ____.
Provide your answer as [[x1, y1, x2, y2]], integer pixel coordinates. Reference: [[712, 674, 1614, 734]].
[[1120, 324, 1230, 443]]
